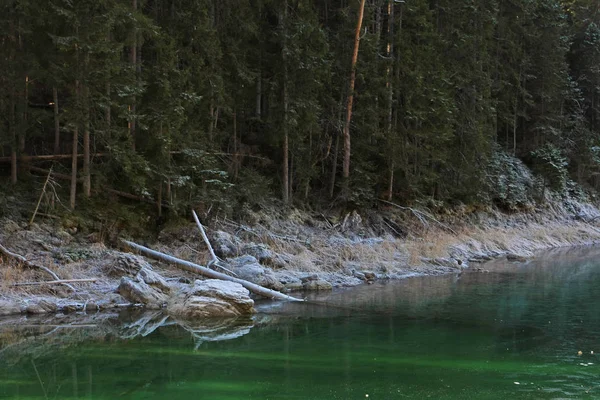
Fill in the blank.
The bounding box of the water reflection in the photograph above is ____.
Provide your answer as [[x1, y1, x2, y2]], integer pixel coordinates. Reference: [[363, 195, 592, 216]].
[[2, 245, 600, 399]]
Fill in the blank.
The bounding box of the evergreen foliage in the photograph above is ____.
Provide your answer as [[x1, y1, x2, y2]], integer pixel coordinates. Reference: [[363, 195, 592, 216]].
[[1, 0, 600, 214]]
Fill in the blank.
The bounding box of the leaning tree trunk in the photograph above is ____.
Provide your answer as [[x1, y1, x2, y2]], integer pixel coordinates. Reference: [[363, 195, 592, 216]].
[[342, 0, 367, 192]]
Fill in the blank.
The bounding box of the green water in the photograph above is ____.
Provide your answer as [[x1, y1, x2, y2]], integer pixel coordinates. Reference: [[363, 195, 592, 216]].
[[3, 246, 600, 399]]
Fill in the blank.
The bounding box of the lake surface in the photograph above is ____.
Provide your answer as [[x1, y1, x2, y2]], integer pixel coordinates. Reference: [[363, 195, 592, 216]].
[[2, 246, 600, 399]]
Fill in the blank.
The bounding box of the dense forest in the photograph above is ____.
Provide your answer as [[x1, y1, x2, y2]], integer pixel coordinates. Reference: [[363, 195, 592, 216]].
[[1, 0, 600, 218]]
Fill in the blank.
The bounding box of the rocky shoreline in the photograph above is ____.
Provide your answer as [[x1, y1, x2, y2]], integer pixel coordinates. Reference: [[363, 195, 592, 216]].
[[2, 198, 600, 319]]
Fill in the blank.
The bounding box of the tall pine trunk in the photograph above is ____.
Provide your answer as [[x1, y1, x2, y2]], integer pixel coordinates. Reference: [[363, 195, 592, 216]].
[[70, 100, 79, 209], [83, 83, 91, 197], [342, 0, 366, 191], [53, 87, 60, 154], [10, 91, 17, 185], [20, 75, 28, 154], [329, 133, 339, 198], [105, 29, 112, 141], [83, 51, 91, 198], [281, 0, 290, 204], [129, 0, 137, 150], [70, 29, 80, 210], [386, 0, 395, 201]]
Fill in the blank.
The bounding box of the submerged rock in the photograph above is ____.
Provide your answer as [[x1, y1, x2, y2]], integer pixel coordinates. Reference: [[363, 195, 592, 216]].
[[506, 253, 527, 262], [276, 273, 303, 291], [0, 300, 22, 316], [167, 279, 255, 318], [303, 279, 333, 291], [25, 299, 57, 314], [362, 271, 376, 281]]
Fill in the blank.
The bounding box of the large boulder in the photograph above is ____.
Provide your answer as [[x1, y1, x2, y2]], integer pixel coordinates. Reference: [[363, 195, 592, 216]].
[[241, 243, 274, 263], [210, 231, 241, 258], [117, 263, 173, 309], [167, 279, 255, 318], [118, 277, 170, 309], [106, 254, 152, 277], [228, 255, 266, 281], [228, 255, 283, 291]]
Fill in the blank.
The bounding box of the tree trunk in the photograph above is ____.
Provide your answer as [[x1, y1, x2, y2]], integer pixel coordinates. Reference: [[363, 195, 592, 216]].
[[342, 0, 367, 188], [70, 122, 79, 210], [105, 29, 112, 141], [129, 0, 137, 150], [83, 82, 91, 197], [281, 0, 290, 204], [53, 87, 60, 154], [82, 49, 91, 198], [256, 69, 262, 118], [70, 27, 80, 210], [329, 133, 339, 199], [386, 0, 395, 201], [513, 66, 522, 156], [10, 91, 17, 185], [157, 182, 163, 217], [232, 109, 239, 180], [208, 100, 214, 142], [20, 75, 28, 153]]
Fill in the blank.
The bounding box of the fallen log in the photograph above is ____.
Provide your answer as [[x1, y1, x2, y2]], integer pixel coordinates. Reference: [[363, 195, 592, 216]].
[[0, 153, 106, 163], [29, 165, 81, 182], [28, 167, 170, 208], [12, 278, 98, 287], [122, 239, 303, 302]]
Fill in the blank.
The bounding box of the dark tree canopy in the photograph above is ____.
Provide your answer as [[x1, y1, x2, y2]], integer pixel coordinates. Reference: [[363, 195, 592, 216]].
[[1, 0, 599, 215]]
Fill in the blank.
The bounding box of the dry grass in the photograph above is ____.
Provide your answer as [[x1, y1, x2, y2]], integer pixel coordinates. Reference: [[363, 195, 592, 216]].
[[256, 217, 600, 275]]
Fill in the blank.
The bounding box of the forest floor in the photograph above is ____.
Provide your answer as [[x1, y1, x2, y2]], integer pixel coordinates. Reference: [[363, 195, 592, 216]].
[[2, 196, 600, 317]]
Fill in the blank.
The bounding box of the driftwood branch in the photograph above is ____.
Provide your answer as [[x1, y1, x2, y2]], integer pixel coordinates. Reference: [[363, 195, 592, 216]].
[[223, 218, 308, 244], [122, 239, 303, 302], [30, 165, 53, 225], [12, 278, 98, 287], [28, 167, 170, 208], [0, 243, 80, 295], [378, 199, 458, 235], [182, 244, 238, 277], [191, 211, 238, 276], [30, 166, 82, 182], [192, 210, 218, 263]]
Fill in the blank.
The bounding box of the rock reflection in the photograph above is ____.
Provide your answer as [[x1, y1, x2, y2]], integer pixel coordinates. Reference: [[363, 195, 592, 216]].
[[0, 309, 254, 364]]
